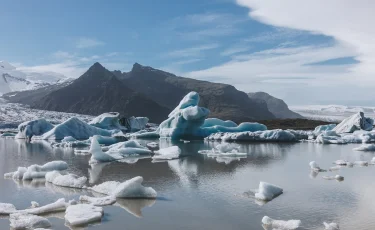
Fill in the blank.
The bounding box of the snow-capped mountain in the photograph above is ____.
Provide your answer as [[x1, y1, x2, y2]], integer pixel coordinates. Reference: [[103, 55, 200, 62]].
[[290, 105, 375, 122], [0, 61, 67, 95]]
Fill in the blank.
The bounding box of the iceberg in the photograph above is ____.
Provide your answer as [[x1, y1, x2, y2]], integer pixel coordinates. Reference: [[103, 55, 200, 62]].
[[333, 112, 373, 133], [40, 117, 113, 140], [152, 146, 181, 161], [316, 131, 346, 144], [198, 143, 247, 163], [65, 204, 103, 226], [0, 203, 17, 215], [89, 137, 122, 163], [45, 171, 87, 188], [125, 116, 149, 131], [262, 216, 301, 230], [313, 124, 337, 135], [310, 161, 325, 172], [15, 119, 53, 139], [4, 161, 68, 180], [206, 129, 298, 142], [353, 144, 375, 151], [90, 176, 157, 198], [89, 112, 123, 130], [9, 213, 51, 230], [79, 195, 116, 206], [135, 92, 267, 140], [254, 182, 283, 201], [324, 222, 340, 230]]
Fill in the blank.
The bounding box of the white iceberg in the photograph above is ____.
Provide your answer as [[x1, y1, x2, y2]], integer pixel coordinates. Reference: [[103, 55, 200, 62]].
[[254, 182, 283, 201], [40, 117, 113, 140], [333, 112, 373, 133], [152, 146, 181, 161], [0, 203, 17, 214], [65, 204, 103, 226], [45, 171, 87, 188], [198, 143, 247, 163], [79, 195, 116, 206], [9, 213, 51, 230], [324, 222, 340, 229], [316, 131, 346, 144], [353, 144, 375, 151], [89, 137, 122, 163], [262, 216, 301, 230], [90, 176, 157, 198], [15, 119, 53, 139], [5, 161, 68, 180], [89, 112, 123, 130], [206, 129, 298, 142]]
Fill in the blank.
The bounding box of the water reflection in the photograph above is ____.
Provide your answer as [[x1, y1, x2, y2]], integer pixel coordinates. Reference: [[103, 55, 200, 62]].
[[115, 198, 156, 218]]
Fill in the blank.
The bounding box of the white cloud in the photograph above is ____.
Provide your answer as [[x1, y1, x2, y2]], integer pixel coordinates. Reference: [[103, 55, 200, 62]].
[[220, 45, 252, 56], [166, 44, 220, 58], [75, 37, 105, 49], [18, 61, 87, 78]]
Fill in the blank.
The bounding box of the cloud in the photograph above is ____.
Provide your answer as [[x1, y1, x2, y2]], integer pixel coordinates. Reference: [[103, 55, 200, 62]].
[[166, 44, 220, 58], [220, 45, 252, 56], [75, 37, 105, 49]]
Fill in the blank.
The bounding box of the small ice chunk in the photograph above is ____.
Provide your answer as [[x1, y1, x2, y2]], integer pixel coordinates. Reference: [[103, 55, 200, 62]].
[[10, 213, 51, 230], [62, 136, 77, 142], [90, 176, 157, 198], [324, 222, 340, 230], [353, 144, 375, 151], [146, 142, 158, 148], [65, 204, 103, 226], [354, 161, 368, 166], [262, 216, 301, 229], [309, 161, 324, 172], [371, 157, 375, 164], [329, 166, 342, 171], [45, 171, 87, 188], [0, 203, 17, 214], [21, 198, 69, 215], [334, 160, 350, 166], [79, 195, 116, 206], [323, 175, 344, 181], [254, 182, 283, 201], [89, 137, 122, 163], [30, 201, 40, 208], [5, 161, 68, 180], [152, 146, 181, 161]]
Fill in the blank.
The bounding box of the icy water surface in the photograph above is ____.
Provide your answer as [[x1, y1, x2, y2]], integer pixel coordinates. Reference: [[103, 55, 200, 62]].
[[0, 138, 375, 229]]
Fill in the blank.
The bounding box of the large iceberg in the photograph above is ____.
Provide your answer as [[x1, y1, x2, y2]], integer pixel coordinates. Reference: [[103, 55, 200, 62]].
[[333, 112, 373, 133], [90, 176, 157, 198], [15, 119, 53, 139], [134, 92, 267, 140], [4, 161, 68, 180], [206, 129, 298, 142], [88, 112, 123, 130], [39, 117, 114, 140]]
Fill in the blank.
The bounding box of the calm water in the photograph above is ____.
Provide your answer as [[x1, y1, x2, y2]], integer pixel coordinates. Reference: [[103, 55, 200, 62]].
[[0, 138, 374, 230]]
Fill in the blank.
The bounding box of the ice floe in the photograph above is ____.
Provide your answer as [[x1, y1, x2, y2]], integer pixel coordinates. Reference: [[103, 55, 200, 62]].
[[90, 176, 157, 198], [254, 182, 283, 201], [152, 146, 182, 161], [333, 112, 373, 133], [9, 213, 51, 230], [4, 161, 68, 180], [45, 171, 87, 188], [79, 195, 116, 206], [262, 216, 301, 230], [324, 222, 340, 229], [198, 143, 247, 163], [65, 204, 103, 226], [15, 119, 53, 139]]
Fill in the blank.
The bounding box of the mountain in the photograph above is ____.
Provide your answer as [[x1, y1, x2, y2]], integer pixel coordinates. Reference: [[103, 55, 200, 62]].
[[30, 63, 170, 123], [248, 92, 303, 119], [114, 63, 275, 123], [0, 61, 66, 95]]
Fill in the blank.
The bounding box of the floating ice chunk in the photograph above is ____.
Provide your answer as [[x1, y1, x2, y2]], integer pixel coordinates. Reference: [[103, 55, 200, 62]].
[[262, 216, 301, 229], [371, 157, 375, 164], [62, 136, 77, 142], [316, 131, 347, 144], [89, 112, 123, 130], [10, 213, 51, 230], [202, 118, 237, 128], [309, 161, 324, 172], [106, 140, 152, 156], [146, 142, 158, 148], [74, 149, 91, 155], [0, 203, 17, 214], [89, 137, 122, 163], [322, 175, 344, 181], [91, 135, 123, 145], [40, 117, 113, 140], [90, 176, 157, 198], [21, 198, 69, 215], [45, 171, 87, 188], [79, 195, 116, 206], [1, 132, 16, 137], [333, 160, 350, 166], [313, 124, 337, 135], [125, 116, 149, 131], [354, 161, 368, 166], [15, 119, 54, 139], [30, 201, 39, 208], [333, 112, 374, 133], [5, 161, 68, 180], [254, 182, 283, 201], [65, 204, 103, 226], [183, 140, 190, 143], [353, 144, 375, 151], [152, 146, 181, 161], [324, 222, 340, 230], [198, 143, 247, 160], [206, 129, 298, 142]]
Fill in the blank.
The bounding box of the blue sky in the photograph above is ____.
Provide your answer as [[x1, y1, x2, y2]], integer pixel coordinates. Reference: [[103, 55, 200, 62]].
[[1, 0, 373, 105]]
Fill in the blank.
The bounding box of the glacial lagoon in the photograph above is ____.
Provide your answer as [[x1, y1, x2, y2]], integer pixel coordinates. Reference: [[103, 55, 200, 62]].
[[0, 138, 374, 229]]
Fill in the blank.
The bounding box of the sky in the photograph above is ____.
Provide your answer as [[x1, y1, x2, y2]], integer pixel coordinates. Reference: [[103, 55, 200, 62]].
[[0, 0, 374, 106]]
